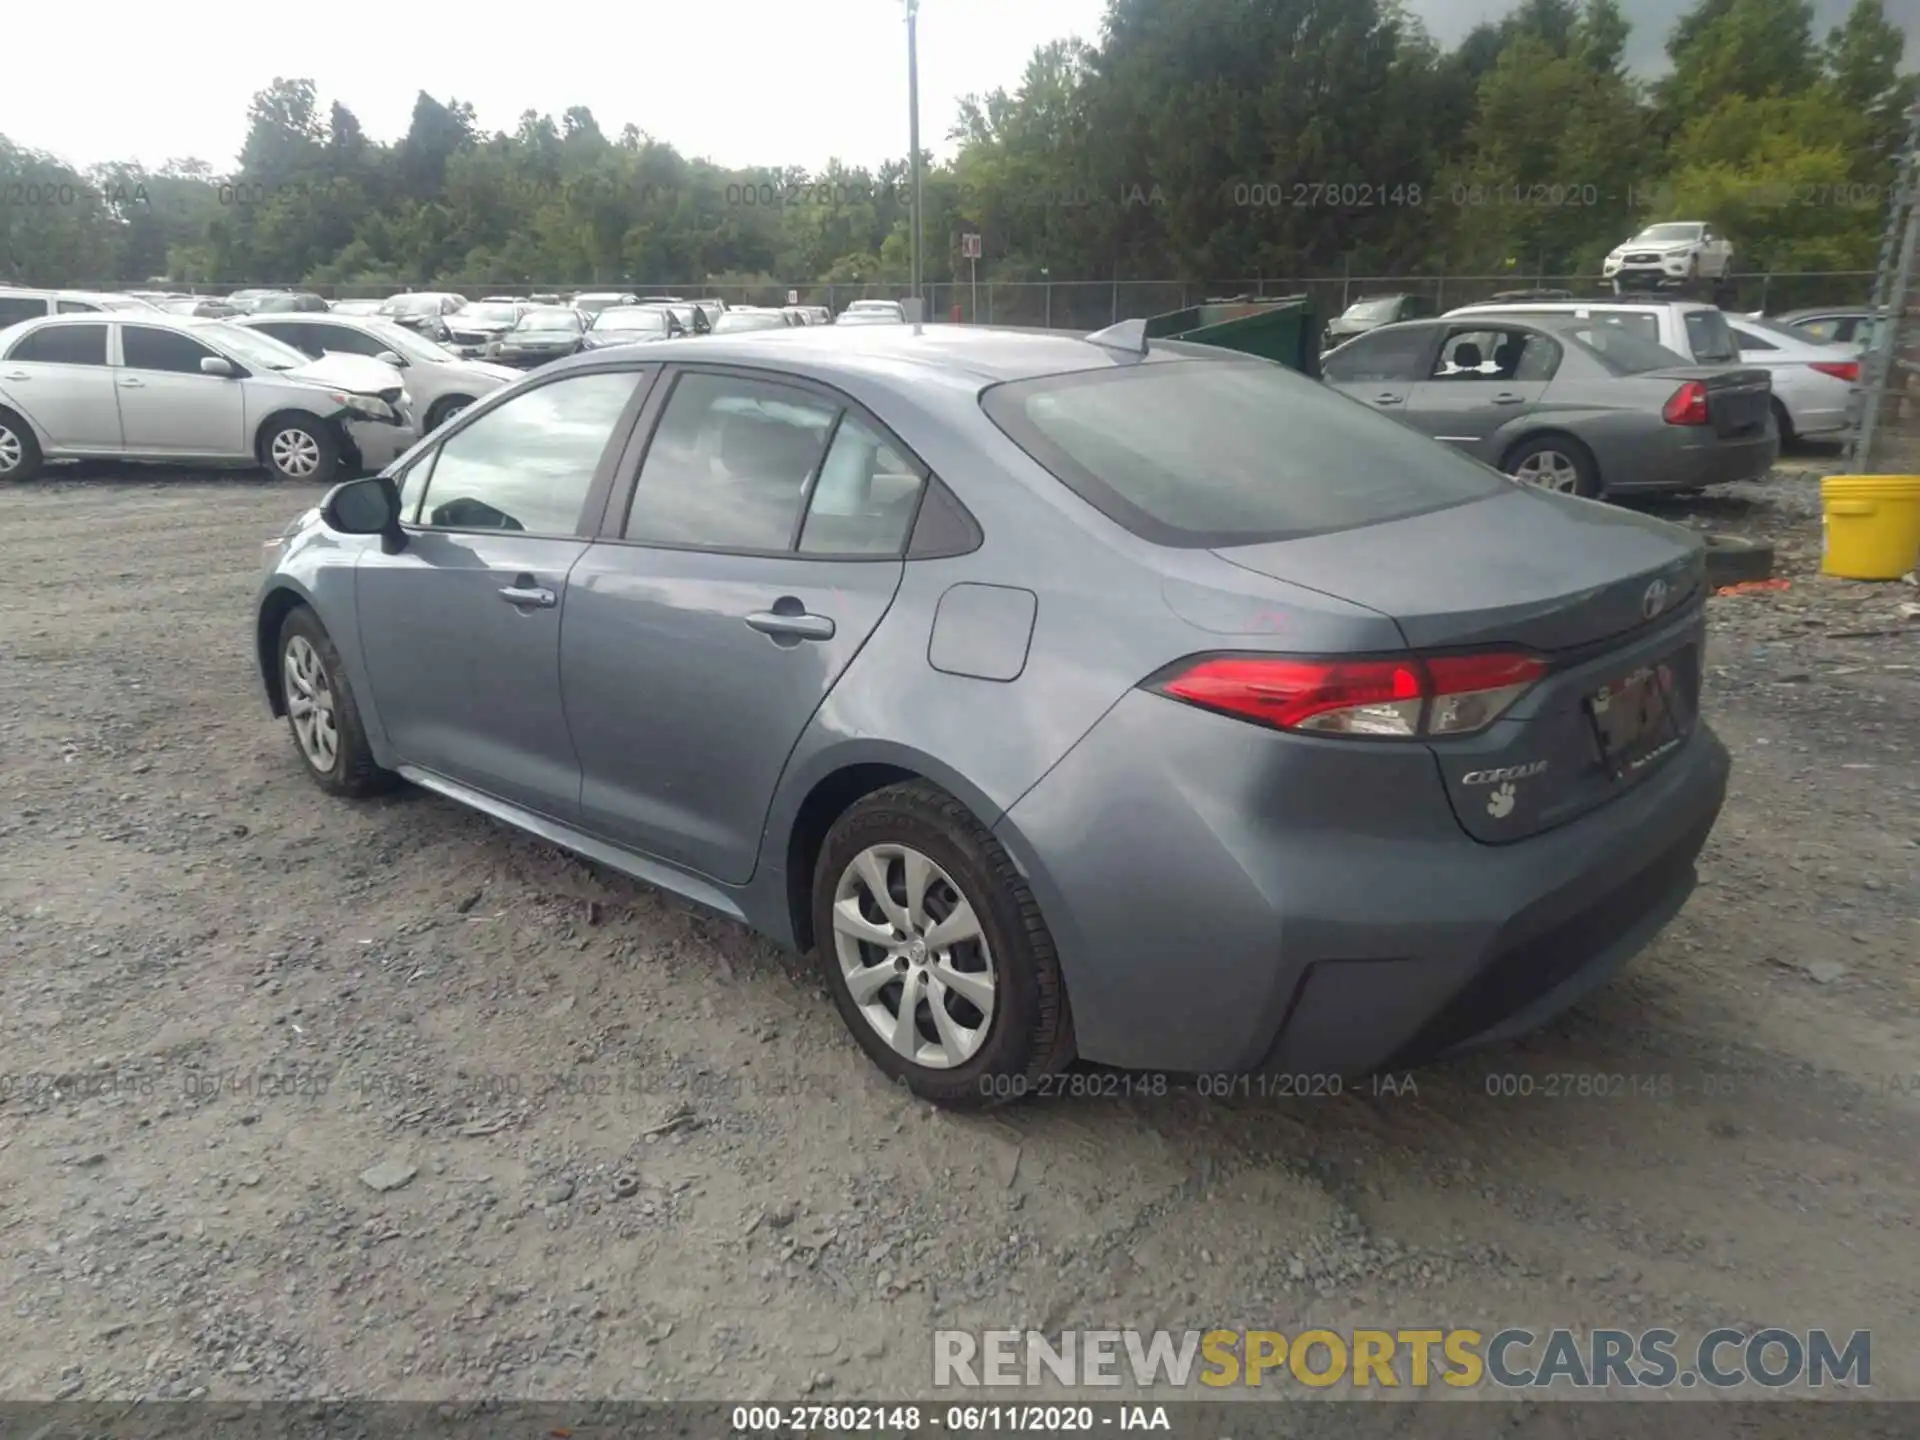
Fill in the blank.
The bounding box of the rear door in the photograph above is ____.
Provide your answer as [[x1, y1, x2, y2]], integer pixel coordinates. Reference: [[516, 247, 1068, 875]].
[[1402, 325, 1556, 463], [559, 365, 920, 883], [1320, 324, 1439, 416], [0, 322, 122, 449]]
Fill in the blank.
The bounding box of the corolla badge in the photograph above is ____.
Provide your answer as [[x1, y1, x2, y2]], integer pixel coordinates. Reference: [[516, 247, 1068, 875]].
[[1642, 578, 1670, 620], [1461, 761, 1549, 785]]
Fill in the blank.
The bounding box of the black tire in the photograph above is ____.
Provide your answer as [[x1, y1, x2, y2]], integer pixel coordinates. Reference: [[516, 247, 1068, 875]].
[[277, 606, 399, 798], [259, 414, 342, 483], [1770, 397, 1797, 447], [425, 395, 475, 433], [1504, 433, 1601, 498], [812, 781, 1072, 1108], [1703, 534, 1776, 588], [0, 408, 45, 482]]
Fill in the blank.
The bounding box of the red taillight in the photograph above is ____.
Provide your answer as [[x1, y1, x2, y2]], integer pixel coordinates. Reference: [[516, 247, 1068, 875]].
[[1810, 360, 1859, 383], [1662, 381, 1710, 426], [1150, 651, 1548, 738]]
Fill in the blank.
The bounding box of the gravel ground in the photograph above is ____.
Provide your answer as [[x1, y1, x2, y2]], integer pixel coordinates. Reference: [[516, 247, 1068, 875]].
[[0, 454, 1916, 1406]]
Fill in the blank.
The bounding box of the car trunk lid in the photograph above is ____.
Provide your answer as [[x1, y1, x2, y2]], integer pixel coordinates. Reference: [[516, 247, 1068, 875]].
[[1213, 486, 1708, 841], [1649, 364, 1771, 438]]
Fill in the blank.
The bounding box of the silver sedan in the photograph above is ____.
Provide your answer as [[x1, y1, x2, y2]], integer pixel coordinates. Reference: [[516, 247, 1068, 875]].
[[237, 313, 521, 433], [0, 313, 412, 482]]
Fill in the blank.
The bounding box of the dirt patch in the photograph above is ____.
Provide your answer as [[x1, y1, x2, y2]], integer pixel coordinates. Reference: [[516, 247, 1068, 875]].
[[0, 461, 1914, 1405]]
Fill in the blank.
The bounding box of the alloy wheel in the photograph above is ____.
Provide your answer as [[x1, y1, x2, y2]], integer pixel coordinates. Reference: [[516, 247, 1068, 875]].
[[283, 635, 339, 772], [271, 427, 323, 479], [1512, 450, 1581, 493], [0, 424, 22, 475], [831, 843, 996, 1070]]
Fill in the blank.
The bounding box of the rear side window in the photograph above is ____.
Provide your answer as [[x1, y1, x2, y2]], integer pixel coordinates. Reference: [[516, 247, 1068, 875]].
[[981, 358, 1508, 548], [1684, 309, 1739, 364], [9, 324, 109, 365], [0, 296, 47, 326], [1544, 323, 1690, 374]]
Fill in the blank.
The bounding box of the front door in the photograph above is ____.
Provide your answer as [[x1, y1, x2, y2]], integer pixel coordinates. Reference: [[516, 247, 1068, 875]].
[[113, 323, 248, 456], [562, 368, 920, 883], [354, 367, 649, 820], [1320, 323, 1440, 420]]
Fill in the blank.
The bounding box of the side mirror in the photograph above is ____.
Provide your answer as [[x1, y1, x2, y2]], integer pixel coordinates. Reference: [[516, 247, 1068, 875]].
[[200, 356, 236, 378], [320, 474, 407, 553], [375, 351, 407, 368]]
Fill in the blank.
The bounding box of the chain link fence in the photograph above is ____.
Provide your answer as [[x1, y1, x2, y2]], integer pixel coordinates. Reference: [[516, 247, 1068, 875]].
[[137, 272, 1875, 319]]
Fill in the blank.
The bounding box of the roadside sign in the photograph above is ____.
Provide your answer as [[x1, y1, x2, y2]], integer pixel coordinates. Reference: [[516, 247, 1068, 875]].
[[961, 233, 982, 260], [787, 289, 798, 304]]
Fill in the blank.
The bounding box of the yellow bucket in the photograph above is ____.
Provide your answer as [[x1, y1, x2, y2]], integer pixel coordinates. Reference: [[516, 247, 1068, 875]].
[[1820, 474, 1920, 580]]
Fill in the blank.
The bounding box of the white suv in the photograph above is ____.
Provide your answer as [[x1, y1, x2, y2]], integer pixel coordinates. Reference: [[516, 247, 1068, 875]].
[[1602, 223, 1735, 290], [1444, 298, 1743, 367], [0, 288, 161, 327]]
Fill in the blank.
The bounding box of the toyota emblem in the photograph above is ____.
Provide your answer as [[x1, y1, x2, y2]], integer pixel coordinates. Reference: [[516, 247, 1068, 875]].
[[1641, 578, 1670, 619]]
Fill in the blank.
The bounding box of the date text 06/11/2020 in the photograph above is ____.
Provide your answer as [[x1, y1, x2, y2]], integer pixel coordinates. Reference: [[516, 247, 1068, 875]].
[[730, 1404, 1174, 1432]]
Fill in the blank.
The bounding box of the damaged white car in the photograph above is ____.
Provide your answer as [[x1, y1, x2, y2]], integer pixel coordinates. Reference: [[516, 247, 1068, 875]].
[[0, 313, 414, 483]]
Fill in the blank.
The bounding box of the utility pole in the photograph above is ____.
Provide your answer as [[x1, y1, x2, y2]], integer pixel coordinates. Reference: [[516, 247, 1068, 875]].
[[905, 0, 924, 317]]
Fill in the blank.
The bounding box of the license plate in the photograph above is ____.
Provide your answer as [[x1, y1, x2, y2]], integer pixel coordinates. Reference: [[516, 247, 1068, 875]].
[[1586, 660, 1689, 778]]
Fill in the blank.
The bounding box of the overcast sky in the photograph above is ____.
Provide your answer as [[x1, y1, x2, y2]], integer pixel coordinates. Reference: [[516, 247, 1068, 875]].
[[1, 0, 1913, 176]]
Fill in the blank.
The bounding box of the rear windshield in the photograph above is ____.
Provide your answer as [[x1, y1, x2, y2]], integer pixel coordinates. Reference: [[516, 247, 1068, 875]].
[[980, 358, 1507, 548], [1531, 319, 1690, 374], [1683, 308, 1739, 364]]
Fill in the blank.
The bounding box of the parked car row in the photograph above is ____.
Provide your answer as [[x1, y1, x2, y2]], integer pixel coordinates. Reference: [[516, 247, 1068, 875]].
[[1320, 292, 1870, 496]]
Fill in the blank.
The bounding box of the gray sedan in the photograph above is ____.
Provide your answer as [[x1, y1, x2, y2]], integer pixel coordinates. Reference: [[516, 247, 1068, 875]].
[[255, 325, 1728, 1105], [1322, 316, 1777, 496]]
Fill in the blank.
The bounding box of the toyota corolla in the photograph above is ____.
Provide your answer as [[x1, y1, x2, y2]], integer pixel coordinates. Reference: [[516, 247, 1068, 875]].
[[252, 323, 1729, 1106]]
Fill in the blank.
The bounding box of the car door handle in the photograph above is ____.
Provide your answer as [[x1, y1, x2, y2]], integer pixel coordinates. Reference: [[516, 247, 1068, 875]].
[[746, 608, 835, 642], [498, 581, 557, 608], [1490, 392, 1526, 405], [1373, 393, 1403, 405], [118, 377, 145, 388], [1, 370, 28, 382]]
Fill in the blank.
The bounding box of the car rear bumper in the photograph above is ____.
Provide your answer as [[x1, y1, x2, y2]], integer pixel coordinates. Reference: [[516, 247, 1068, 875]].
[[994, 689, 1730, 1075], [1606, 428, 1778, 493]]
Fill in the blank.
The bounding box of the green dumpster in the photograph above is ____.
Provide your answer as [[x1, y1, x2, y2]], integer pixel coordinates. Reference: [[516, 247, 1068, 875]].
[[1142, 295, 1320, 378]]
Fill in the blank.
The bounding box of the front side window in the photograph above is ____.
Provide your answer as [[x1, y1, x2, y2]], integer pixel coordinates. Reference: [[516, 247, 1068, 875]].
[[8, 323, 109, 366], [250, 321, 322, 357], [982, 357, 1508, 547], [1322, 325, 1434, 383], [121, 325, 219, 374], [304, 324, 392, 360], [625, 372, 836, 551], [415, 370, 642, 534]]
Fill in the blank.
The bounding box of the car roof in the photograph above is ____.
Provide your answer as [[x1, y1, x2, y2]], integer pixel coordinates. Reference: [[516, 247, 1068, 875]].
[[539, 323, 1238, 390], [1771, 307, 1866, 320], [19, 311, 216, 332], [1448, 298, 1718, 315]]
